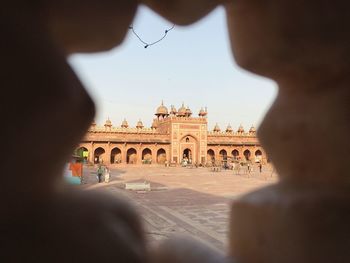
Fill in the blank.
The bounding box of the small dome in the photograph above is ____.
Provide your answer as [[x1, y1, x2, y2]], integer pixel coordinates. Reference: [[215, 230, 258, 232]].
[[213, 123, 221, 132], [185, 106, 192, 117], [237, 124, 245, 133], [249, 125, 256, 133], [121, 118, 129, 128], [105, 118, 112, 127], [226, 124, 233, 133], [136, 119, 144, 129], [177, 103, 187, 116], [156, 101, 169, 116], [198, 108, 205, 117]]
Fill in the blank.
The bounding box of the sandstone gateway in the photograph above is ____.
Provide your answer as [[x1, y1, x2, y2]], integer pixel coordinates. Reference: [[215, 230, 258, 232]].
[[78, 102, 267, 165]]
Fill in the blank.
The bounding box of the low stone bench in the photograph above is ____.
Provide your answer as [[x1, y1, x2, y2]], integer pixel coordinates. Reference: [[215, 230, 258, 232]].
[[125, 182, 151, 191]]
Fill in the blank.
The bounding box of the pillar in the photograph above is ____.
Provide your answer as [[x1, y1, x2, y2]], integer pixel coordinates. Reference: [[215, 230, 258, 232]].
[[89, 142, 95, 164], [121, 144, 126, 164]]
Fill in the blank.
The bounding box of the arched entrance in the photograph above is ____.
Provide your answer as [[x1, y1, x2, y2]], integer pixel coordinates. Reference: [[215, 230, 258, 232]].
[[183, 148, 192, 161], [127, 148, 137, 164], [244, 149, 251, 161], [110, 147, 122, 164], [76, 147, 88, 161], [232, 149, 239, 160], [255, 149, 263, 162], [142, 148, 152, 164], [207, 149, 215, 164], [157, 148, 167, 164], [180, 135, 198, 164], [94, 147, 105, 164], [219, 149, 228, 165]]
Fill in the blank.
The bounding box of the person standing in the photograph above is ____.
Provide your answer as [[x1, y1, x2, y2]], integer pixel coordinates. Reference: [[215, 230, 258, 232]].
[[104, 166, 110, 183], [97, 165, 104, 183], [259, 163, 263, 173]]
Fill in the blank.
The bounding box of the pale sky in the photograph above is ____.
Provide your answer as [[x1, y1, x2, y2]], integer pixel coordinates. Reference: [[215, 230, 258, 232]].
[[69, 5, 277, 131]]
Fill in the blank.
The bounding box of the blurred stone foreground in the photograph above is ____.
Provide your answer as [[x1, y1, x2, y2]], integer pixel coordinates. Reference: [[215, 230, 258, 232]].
[[1, 1, 350, 263]]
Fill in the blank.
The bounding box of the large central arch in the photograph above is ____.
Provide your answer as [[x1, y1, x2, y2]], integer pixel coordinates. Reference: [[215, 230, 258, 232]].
[[183, 148, 192, 159], [180, 134, 199, 164]]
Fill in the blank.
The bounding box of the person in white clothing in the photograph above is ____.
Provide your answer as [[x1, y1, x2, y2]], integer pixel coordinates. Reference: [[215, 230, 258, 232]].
[[104, 166, 110, 183]]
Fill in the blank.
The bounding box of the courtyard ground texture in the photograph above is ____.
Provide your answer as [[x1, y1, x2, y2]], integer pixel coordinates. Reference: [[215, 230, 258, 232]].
[[81, 165, 278, 252]]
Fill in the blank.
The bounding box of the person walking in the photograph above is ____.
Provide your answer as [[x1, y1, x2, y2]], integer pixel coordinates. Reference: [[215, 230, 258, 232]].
[[97, 165, 104, 183]]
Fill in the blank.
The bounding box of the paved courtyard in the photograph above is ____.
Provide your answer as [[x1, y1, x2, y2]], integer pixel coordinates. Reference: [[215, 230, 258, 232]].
[[81, 165, 278, 252]]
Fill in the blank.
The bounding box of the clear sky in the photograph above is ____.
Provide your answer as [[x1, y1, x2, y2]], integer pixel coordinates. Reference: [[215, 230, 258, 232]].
[[69, 5, 277, 131]]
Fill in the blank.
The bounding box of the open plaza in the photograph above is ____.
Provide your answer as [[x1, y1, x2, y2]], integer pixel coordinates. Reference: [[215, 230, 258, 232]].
[[81, 165, 278, 252]]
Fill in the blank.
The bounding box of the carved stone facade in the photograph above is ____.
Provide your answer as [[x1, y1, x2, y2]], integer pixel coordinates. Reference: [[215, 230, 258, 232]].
[[78, 103, 267, 165]]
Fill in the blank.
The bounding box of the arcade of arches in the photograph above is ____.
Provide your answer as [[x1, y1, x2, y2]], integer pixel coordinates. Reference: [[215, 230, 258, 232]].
[[76, 145, 170, 165], [78, 103, 268, 165]]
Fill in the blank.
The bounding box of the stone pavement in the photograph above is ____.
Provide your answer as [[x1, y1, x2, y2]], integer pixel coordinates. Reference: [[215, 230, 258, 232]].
[[81, 165, 278, 252]]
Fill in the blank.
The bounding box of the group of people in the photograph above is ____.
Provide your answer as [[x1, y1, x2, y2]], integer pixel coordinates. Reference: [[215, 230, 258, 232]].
[[181, 157, 192, 167], [97, 165, 110, 183], [232, 162, 263, 175]]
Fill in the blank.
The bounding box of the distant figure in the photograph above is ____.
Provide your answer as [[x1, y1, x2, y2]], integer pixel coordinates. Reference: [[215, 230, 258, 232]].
[[97, 165, 104, 183], [233, 162, 240, 175], [259, 163, 263, 173], [104, 166, 110, 183], [247, 163, 251, 177]]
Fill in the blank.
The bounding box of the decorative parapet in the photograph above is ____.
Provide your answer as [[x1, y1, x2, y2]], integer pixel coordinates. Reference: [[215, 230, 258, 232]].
[[88, 126, 160, 134], [157, 116, 208, 123], [208, 131, 255, 137]]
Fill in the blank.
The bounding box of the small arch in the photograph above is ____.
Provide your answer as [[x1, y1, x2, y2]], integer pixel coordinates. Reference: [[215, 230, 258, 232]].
[[244, 149, 251, 161], [180, 134, 198, 143], [207, 149, 215, 164], [94, 147, 106, 164], [255, 150, 262, 157], [157, 148, 167, 164], [142, 148, 152, 164], [219, 149, 228, 163], [76, 147, 88, 161], [110, 147, 122, 164], [255, 149, 263, 163], [232, 149, 240, 160], [127, 148, 137, 164]]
